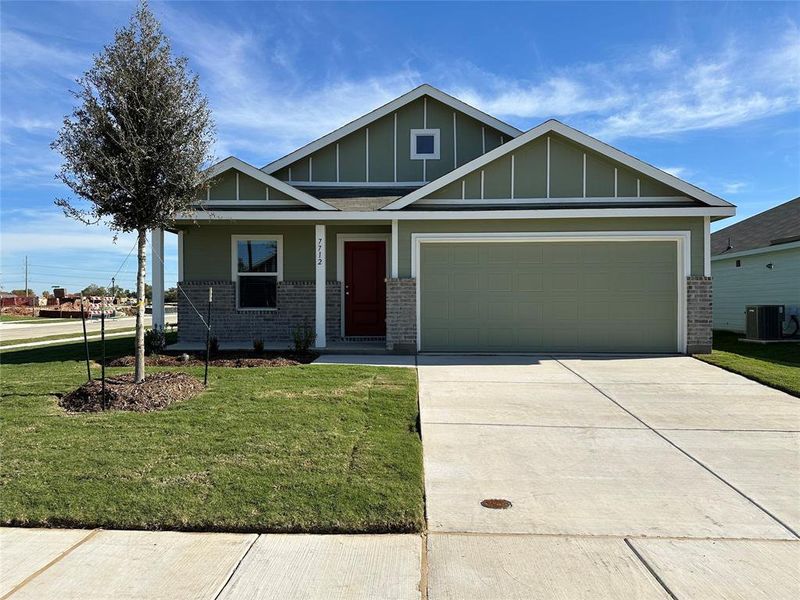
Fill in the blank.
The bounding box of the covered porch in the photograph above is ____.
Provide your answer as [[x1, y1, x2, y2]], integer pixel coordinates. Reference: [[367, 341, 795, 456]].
[[151, 219, 409, 352]]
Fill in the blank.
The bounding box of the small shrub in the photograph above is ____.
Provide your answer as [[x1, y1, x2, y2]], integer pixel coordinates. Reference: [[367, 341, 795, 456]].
[[208, 336, 219, 357], [252, 338, 264, 355], [292, 319, 316, 354], [144, 325, 166, 356]]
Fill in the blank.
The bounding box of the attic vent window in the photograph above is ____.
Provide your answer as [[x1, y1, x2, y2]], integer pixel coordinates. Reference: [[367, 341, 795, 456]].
[[411, 129, 440, 160]]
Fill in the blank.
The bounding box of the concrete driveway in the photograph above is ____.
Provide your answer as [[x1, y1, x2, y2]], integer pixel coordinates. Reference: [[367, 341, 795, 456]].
[[419, 354, 800, 599]]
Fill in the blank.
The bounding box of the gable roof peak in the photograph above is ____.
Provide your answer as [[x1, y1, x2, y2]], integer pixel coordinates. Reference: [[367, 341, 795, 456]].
[[382, 119, 733, 210], [261, 84, 522, 174]]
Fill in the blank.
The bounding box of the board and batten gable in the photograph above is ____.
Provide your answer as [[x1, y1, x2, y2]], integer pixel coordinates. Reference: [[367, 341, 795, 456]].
[[196, 168, 305, 205], [269, 95, 510, 186], [419, 132, 682, 202], [712, 244, 800, 332]]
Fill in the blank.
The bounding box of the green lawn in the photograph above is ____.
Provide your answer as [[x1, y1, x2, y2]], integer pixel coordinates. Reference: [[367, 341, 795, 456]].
[[0, 315, 69, 323], [0, 338, 424, 533], [696, 330, 800, 397]]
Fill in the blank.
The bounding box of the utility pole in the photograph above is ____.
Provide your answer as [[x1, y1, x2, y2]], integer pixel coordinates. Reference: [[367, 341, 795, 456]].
[[24, 256, 28, 297]]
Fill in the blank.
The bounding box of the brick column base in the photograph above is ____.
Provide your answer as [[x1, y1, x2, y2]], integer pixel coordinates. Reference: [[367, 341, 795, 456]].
[[386, 278, 416, 353], [687, 276, 712, 354]]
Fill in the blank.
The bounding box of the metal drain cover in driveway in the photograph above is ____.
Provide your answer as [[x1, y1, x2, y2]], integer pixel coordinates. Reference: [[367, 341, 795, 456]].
[[481, 498, 512, 509]]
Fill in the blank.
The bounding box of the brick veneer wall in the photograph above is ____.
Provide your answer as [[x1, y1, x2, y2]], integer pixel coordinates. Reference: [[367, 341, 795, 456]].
[[178, 280, 341, 346], [687, 276, 712, 354], [386, 278, 417, 353]]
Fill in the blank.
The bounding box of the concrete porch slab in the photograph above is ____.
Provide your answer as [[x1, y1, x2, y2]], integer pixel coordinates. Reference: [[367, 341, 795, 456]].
[[427, 533, 670, 600], [216, 534, 421, 600], [0, 527, 92, 596], [630, 539, 800, 600], [663, 430, 800, 534], [8, 529, 256, 599], [419, 380, 644, 429], [600, 383, 800, 431], [559, 356, 763, 385], [417, 355, 583, 383], [423, 423, 794, 538]]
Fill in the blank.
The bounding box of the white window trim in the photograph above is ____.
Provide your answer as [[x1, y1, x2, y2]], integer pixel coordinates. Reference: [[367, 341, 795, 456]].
[[230, 235, 284, 311], [410, 129, 441, 160], [411, 230, 691, 354], [336, 233, 391, 338]]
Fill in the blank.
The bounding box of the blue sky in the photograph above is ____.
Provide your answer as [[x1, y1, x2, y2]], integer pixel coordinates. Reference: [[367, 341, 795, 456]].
[[1, 1, 798, 294]]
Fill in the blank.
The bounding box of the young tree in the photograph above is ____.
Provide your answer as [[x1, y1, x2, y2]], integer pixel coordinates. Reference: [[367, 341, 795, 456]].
[[53, 1, 214, 382]]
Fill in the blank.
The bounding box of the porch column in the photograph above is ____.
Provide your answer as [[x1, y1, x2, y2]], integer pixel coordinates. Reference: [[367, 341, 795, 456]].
[[391, 219, 399, 278], [315, 224, 326, 348], [151, 228, 165, 330]]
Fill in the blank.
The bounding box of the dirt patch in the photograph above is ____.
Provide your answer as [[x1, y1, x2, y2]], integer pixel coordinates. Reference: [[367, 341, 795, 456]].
[[59, 372, 204, 413], [108, 353, 316, 368]]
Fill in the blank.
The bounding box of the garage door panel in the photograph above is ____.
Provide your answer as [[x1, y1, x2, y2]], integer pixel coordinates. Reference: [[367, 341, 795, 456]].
[[420, 240, 678, 353]]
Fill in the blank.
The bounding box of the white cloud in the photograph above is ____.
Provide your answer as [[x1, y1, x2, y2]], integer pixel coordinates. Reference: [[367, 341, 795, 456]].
[[659, 166, 691, 178], [722, 181, 747, 194]]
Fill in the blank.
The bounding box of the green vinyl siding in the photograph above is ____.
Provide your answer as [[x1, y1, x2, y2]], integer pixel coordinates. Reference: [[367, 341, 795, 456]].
[[199, 168, 300, 204], [179, 222, 392, 283], [310, 144, 337, 182], [368, 113, 395, 182], [208, 171, 237, 200], [272, 95, 509, 185], [415, 132, 686, 203], [425, 97, 456, 181], [712, 246, 800, 332], [549, 136, 583, 198], [585, 154, 616, 197], [238, 172, 266, 201], [456, 114, 485, 167], [419, 240, 678, 352], [513, 137, 548, 198], [398, 217, 706, 277], [338, 129, 367, 182], [484, 155, 512, 198], [426, 180, 462, 200], [616, 167, 638, 197], [395, 98, 425, 182]]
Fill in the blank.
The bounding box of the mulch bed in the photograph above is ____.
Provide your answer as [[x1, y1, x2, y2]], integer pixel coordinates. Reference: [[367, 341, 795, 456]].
[[108, 353, 316, 368], [59, 372, 204, 413]]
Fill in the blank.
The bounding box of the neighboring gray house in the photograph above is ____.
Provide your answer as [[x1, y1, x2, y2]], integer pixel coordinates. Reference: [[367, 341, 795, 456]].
[[150, 84, 736, 354], [711, 198, 800, 333]]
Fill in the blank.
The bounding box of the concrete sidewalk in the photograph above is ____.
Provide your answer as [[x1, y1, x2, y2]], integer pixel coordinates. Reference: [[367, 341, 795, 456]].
[[0, 528, 422, 599]]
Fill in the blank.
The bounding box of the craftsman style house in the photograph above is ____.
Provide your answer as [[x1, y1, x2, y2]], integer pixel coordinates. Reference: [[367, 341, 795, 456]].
[[151, 84, 735, 354]]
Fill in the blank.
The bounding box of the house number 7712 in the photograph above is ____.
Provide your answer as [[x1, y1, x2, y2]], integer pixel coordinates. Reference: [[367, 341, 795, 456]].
[[317, 237, 323, 266]]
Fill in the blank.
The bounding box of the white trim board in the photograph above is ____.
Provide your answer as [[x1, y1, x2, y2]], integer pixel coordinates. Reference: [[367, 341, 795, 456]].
[[382, 120, 734, 210], [230, 234, 284, 311], [335, 233, 391, 338], [176, 206, 736, 222], [710, 239, 800, 261], [203, 156, 336, 211], [413, 196, 696, 206], [411, 230, 691, 354], [261, 84, 521, 174]]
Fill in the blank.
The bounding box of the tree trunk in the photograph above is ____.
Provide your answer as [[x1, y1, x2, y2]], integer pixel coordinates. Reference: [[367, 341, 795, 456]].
[[134, 228, 147, 383]]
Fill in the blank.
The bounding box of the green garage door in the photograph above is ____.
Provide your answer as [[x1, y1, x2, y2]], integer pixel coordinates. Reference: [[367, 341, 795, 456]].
[[419, 241, 678, 353]]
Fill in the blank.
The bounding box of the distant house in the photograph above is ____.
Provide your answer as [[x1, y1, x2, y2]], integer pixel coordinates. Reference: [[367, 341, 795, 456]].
[[153, 84, 736, 354], [711, 198, 800, 333]]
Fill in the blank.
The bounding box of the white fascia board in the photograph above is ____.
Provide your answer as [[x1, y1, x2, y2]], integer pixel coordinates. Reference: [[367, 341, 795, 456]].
[[261, 84, 522, 174], [174, 205, 736, 222], [203, 156, 336, 211], [382, 120, 735, 210], [710, 240, 800, 261]]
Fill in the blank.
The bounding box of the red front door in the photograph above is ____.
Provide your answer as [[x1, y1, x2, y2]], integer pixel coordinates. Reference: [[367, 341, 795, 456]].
[[344, 241, 386, 336]]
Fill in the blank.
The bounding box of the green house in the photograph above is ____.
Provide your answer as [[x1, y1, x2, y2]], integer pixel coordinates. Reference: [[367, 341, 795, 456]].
[[151, 84, 736, 354]]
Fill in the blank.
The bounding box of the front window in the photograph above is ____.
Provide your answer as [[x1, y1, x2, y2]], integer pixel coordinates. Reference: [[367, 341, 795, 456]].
[[410, 129, 440, 160], [234, 237, 281, 309]]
